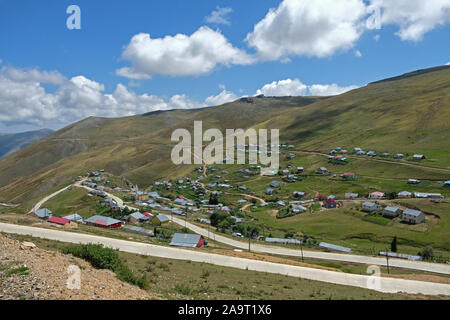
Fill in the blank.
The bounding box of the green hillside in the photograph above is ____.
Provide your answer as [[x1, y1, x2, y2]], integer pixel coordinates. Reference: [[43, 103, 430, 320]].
[[0, 66, 449, 204]]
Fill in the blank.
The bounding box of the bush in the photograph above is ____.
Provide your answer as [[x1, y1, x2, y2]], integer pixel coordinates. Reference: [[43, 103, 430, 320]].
[[61, 244, 148, 289], [419, 246, 434, 261]]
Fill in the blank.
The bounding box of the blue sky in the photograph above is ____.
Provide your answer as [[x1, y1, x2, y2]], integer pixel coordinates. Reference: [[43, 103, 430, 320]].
[[0, 0, 449, 133]]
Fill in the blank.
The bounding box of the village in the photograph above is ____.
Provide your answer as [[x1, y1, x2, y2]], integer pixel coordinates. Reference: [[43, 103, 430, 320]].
[[25, 143, 450, 263]]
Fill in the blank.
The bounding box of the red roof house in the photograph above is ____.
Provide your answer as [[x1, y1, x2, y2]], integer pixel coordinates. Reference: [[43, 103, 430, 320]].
[[47, 217, 71, 225], [323, 199, 337, 209], [142, 212, 153, 218]]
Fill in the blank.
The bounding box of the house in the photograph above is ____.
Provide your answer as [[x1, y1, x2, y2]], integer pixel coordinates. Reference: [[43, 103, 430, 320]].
[[170, 233, 205, 248], [293, 191, 306, 198], [353, 147, 362, 153], [398, 191, 412, 198], [152, 214, 170, 226], [48, 216, 78, 228], [445, 181, 450, 187], [345, 193, 359, 199], [123, 225, 154, 237], [342, 172, 356, 180], [276, 200, 286, 207], [413, 154, 426, 161], [141, 212, 153, 218], [30, 208, 52, 220], [85, 215, 122, 229], [413, 193, 444, 199], [266, 188, 275, 195], [323, 199, 337, 209], [408, 179, 421, 184], [356, 150, 366, 155], [270, 180, 281, 188], [292, 205, 307, 214], [402, 208, 425, 224], [380, 153, 390, 158], [362, 202, 381, 212], [316, 167, 328, 174], [367, 151, 377, 157], [368, 192, 385, 199], [383, 206, 402, 218], [63, 213, 84, 222], [128, 212, 150, 223], [297, 167, 304, 173], [394, 154, 404, 159], [237, 199, 248, 204]]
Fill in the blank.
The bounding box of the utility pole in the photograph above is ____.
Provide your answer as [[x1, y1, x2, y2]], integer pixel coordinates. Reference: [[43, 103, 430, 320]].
[[300, 239, 304, 262], [385, 248, 390, 274], [248, 226, 251, 252]]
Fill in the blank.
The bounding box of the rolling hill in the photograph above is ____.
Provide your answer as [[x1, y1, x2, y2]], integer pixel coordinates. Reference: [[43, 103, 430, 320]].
[[0, 129, 53, 159], [0, 65, 449, 204]]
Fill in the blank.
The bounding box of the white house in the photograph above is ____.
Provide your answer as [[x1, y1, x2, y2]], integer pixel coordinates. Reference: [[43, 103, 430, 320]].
[[402, 208, 425, 224]]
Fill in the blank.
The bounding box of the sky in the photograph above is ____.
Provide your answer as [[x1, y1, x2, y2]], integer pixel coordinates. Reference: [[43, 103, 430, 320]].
[[0, 0, 449, 133]]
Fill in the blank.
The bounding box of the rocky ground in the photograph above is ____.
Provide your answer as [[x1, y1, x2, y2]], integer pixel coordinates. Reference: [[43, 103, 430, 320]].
[[0, 234, 158, 300]]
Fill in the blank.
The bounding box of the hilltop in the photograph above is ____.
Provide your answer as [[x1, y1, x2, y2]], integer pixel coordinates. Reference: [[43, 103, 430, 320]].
[[0, 66, 449, 205]]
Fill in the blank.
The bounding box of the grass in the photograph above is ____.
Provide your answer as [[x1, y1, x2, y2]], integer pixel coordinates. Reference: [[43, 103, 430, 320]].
[[61, 243, 149, 289]]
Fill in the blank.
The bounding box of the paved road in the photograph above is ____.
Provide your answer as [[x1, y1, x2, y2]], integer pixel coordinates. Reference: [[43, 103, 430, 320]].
[[1, 222, 449, 296], [171, 216, 450, 275]]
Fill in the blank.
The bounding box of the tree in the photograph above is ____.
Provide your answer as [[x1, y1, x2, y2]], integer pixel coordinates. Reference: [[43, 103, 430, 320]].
[[209, 193, 219, 205], [420, 246, 434, 261], [391, 236, 398, 252]]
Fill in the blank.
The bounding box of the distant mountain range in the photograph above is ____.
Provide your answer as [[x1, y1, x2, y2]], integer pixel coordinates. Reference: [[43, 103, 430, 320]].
[[0, 129, 53, 159]]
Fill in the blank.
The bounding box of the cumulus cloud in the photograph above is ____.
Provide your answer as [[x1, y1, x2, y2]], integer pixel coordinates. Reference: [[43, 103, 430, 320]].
[[117, 26, 254, 78], [256, 79, 308, 96], [205, 6, 233, 25], [205, 88, 238, 106], [0, 66, 208, 130], [446, 62, 450, 65], [355, 50, 362, 57], [245, 0, 367, 60], [308, 83, 359, 96], [255, 78, 359, 97], [369, 0, 450, 42]]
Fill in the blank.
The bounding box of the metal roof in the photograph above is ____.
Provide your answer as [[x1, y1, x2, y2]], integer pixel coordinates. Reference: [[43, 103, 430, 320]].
[[403, 208, 423, 217], [63, 214, 83, 221], [265, 238, 302, 245], [122, 225, 154, 236], [384, 206, 401, 213], [170, 233, 203, 248], [154, 214, 169, 222], [319, 242, 352, 253], [85, 215, 122, 226], [48, 217, 71, 225], [34, 208, 52, 218], [129, 212, 149, 220]]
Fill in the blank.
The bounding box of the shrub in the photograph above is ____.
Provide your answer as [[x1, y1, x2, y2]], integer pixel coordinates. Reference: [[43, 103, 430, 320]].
[[61, 244, 148, 289]]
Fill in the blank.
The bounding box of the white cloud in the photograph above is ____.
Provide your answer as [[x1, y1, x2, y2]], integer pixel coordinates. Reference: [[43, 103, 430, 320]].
[[255, 78, 359, 97], [355, 50, 362, 57], [0, 66, 208, 130], [446, 62, 450, 65], [205, 89, 238, 106], [374, 34, 381, 41], [369, 0, 450, 41], [256, 79, 308, 96], [205, 6, 233, 25], [308, 83, 359, 96], [117, 26, 254, 78], [246, 0, 367, 60]]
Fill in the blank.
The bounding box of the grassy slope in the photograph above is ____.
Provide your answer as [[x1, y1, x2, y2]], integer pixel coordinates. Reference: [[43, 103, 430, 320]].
[[0, 66, 449, 204]]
